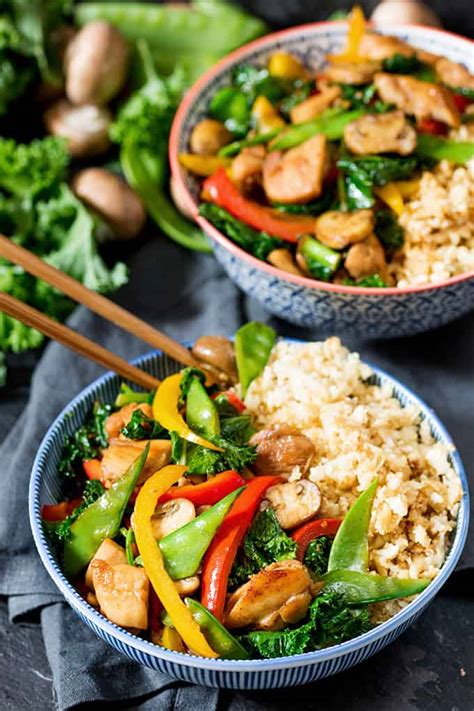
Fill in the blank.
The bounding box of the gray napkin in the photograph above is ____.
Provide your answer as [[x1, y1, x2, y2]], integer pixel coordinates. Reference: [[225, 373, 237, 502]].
[[0, 234, 472, 708]]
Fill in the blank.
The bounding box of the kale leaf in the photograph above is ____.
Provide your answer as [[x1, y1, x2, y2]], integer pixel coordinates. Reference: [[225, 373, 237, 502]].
[[339, 83, 391, 113], [374, 209, 404, 250], [229, 509, 297, 590], [338, 155, 418, 210], [120, 409, 168, 441], [45, 480, 105, 544], [198, 203, 283, 260], [303, 536, 332, 578], [273, 189, 335, 216], [220, 414, 255, 445], [171, 430, 257, 476], [382, 53, 422, 74], [59, 402, 112, 479], [343, 274, 388, 288]]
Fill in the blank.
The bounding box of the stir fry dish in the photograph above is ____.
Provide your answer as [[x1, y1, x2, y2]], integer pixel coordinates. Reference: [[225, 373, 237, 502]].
[[181, 7, 474, 288], [43, 322, 462, 659]]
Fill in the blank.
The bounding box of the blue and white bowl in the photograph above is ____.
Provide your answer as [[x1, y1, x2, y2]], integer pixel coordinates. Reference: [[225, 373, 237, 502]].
[[29, 344, 469, 688], [169, 23, 474, 338]]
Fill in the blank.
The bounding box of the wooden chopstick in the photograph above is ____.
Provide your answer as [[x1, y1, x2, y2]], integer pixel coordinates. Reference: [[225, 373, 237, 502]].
[[0, 235, 198, 369], [0, 292, 160, 391]]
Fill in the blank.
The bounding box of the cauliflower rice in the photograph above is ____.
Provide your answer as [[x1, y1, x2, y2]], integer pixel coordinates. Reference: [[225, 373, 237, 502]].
[[244, 338, 462, 619]]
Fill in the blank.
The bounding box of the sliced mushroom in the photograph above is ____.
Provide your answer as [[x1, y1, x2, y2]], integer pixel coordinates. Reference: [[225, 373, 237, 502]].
[[85, 538, 127, 589], [267, 248, 305, 276], [44, 99, 112, 157], [370, 4, 441, 29], [105, 403, 153, 441], [91, 561, 149, 629], [359, 31, 439, 65], [263, 480, 321, 530], [225, 560, 313, 631], [190, 119, 232, 155], [65, 21, 129, 105], [374, 73, 460, 128], [72, 168, 146, 240], [100, 439, 172, 488], [263, 134, 327, 204], [191, 335, 237, 385], [250, 424, 315, 478], [343, 110, 417, 156], [435, 57, 474, 91], [315, 209, 374, 250], [174, 576, 200, 596], [325, 60, 381, 86], [150, 499, 196, 539], [289, 85, 341, 124], [344, 233, 388, 280]]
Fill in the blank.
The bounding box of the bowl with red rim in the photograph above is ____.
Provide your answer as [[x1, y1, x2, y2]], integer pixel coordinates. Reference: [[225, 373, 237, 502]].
[[169, 22, 474, 338]]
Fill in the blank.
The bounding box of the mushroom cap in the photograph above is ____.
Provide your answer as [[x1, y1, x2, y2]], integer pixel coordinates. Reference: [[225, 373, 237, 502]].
[[44, 99, 112, 157]]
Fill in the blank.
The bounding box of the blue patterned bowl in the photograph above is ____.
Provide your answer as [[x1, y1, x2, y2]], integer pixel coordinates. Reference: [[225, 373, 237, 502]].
[[169, 23, 474, 338], [29, 344, 469, 688]]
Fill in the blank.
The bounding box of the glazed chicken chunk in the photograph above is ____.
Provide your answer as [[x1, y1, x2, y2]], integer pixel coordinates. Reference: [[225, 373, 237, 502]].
[[264, 480, 321, 530], [225, 560, 313, 631], [315, 209, 374, 250], [324, 60, 380, 86], [359, 32, 438, 65], [85, 538, 127, 589], [100, 438, 172, 487], [345, 233, 388, 280], [344, 110, 417, 156], [289, 84, 341, 123], [250, 423, 315, 478], [374, 73, 461, 128], [91, 560, 149, 630], [262, 134, 328, 204], [435, 57, 474, 91]]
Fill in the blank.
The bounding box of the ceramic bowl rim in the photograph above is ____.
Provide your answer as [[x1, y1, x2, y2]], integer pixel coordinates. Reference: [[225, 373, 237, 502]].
[[29, 344, 469, 674], [169, 20, 474, 297]]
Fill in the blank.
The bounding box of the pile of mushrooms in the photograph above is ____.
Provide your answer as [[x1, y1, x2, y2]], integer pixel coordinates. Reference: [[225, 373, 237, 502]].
[[43, 21, 146, 240]]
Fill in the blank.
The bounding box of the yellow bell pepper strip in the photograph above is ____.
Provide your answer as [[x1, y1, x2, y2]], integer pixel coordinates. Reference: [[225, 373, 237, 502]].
[[374, 183, 404, 216], [268, 51, 308, 80], [179, 154, 231, 177], [152, 373, 222, 451], [327, 6, 367, 64], [393, 178, 420, 200], [251, 96, 286, 134], [134, 464, 218, 658], [161, 625, 186, 653]]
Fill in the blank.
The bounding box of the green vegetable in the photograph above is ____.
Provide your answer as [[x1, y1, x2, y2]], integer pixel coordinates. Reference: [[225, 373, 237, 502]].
[[338, 155, 418, 209], [185, 598, 249, 659], [416, 133, 474, 164], [120, 408, 168, 440], [186, 376, 221, 438], [63, 446, 149, 577], [115, 384, 153, 408], [413, 64, 436, 83], [229, 508, 297, 590], [198, 203, 283, 260], [235, 321, 276, 397], [328, 478, 378, 573], [209, 86, 251, 137], [171, 431, 256, 476], [451, 86, 474, 101], [322, 569, 431, 603], [220, 414, 255, 444], [303, 535, 333, 578], [273, 190, 335, 216], [382, 53, 422, 74], [374, 209, 404, 250], [299, 236, 341, 282], [233, 64, 290, 104], [339, 83, 391, 113], [159, 486, 244, 579], [271, 108, 365, 151], [179, 366, 206, 405], [343, 274, 388, 288], [59, 401, 112, 480], [219, 129, 280, 158], [0, 135, 68, 200], [44, 480, 105, 544], [120, 526, 136, 566], [279, 80, 314, 115]]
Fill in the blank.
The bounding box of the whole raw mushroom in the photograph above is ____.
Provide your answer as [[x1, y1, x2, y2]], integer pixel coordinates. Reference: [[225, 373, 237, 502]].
[[65, 21, 129, 106], [44, 99, 112, 157], [72, 168, 147, 239]]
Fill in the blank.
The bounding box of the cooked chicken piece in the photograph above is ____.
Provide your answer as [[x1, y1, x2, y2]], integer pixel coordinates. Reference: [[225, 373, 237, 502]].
[[325, 60, 381, 86], [264, 480, 321, 530], [225, 560, 313, 631], [374, 73, 460, 128], [91, 560, 149, 630], [359, 32, 438, 65], [344, 110, 417, 156], [250, 423, 315, 478], [315, 209, 374, 249], [345, 233, 387, 280], [289, 85, 341, 123], [435, 57, 474, 91], [85, 538, 127, 589], [190, 119, 232, 155], [191, 335, 237, 384], [105, 403, 153, 440], [150, 498, 196, 539], [100, 439, 172, 487], [231, 145, 265, 190], [267, 248, 306, 276], [174, 576, 200, 596], [262, 134, 327, 204]]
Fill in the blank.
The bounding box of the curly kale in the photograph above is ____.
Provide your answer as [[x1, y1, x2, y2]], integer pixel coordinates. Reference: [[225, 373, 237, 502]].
[[120, 408, 168, 441], [374, 209, 405, 251], [382, 53, 422, 75], [170, 430, 257, 476], [303, 536, 333, 578], [59, 402, 112, 479]]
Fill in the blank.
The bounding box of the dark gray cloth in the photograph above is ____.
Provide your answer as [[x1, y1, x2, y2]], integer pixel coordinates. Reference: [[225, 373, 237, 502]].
[[1, 235, 473, 708]]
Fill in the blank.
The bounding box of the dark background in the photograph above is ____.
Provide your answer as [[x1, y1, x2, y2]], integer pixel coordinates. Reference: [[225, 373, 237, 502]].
[[1, 1, 473, 709]]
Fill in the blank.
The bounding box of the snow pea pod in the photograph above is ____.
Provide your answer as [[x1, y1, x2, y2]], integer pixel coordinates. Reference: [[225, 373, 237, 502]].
[[159, 486, 245, 579], [63, 445, 149, 577], [416, 133, 474, 164], [270, 108, 365, 151], [185, 598, 249, 660], [322, 569, 431, 604], [186, 377, 220, 438], [327, 478, 378, 573], [235, 322, 276, 397]]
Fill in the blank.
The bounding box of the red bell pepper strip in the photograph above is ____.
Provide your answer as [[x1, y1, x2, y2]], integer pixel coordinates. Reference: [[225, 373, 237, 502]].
[[159, 470, 246, 507], [202, 168, 316, 243], [452, 93, 471, 113], [212, 390, 246, 414], [83, 459, 103, 481], [201, 475, 281, 620], [42, 499, 82, 522], [291, 518, 342, 561], [418, 118, 448, 136]]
